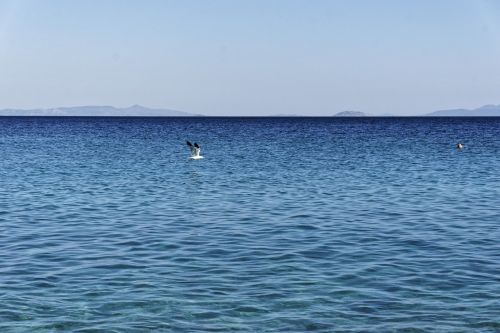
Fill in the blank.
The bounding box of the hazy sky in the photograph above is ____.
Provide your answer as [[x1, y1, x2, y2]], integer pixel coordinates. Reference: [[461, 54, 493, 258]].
[[1, 0, 500, 116]]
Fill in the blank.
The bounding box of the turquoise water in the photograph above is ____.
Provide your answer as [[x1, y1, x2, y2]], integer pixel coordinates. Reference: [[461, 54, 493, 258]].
[[0, 117, 499, 332]]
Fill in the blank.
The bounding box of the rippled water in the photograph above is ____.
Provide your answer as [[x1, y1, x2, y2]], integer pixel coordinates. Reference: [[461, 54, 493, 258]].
[[0, 117, 499, 332]]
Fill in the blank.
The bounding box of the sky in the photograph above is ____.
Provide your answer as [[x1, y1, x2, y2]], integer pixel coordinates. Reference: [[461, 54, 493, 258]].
[[0, 0, 500, 116]]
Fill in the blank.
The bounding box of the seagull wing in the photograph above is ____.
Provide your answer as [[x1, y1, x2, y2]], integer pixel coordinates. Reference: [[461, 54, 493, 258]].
[[187, 141, 196, 156]]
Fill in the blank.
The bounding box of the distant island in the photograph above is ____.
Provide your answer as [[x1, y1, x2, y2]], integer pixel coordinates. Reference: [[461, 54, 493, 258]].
[[0, 105, 200, 116], [426, 104, 500, 116], [266, 114, 301, 117], [333, 111, 367, 117], [332, 105, 500, 117]]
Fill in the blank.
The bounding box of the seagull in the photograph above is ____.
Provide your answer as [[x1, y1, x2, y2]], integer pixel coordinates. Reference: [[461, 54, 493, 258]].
[[456, 143, 464, 149], [187, 141, 203, 159]]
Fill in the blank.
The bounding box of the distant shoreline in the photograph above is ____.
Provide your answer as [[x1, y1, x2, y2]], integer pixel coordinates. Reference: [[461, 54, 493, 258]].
[[2, 104, 500, 117]]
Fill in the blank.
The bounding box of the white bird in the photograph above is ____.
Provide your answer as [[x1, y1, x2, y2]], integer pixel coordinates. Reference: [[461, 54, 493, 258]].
[[187, 141, 203, 159], [456, 143, 464, 149]]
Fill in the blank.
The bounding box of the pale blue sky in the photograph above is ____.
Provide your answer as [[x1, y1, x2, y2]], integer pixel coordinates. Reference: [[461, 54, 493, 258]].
[[0, 0, 499, 115]]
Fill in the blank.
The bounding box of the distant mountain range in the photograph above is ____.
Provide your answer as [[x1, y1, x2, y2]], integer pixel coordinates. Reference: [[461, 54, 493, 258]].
[[333, 111, 368, 117], [2, 104, 500, 117], [425, 104, 500, 116], [0, 105, 200, 116]]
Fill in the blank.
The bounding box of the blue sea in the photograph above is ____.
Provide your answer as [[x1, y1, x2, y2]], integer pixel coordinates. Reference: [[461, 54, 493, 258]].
[[0, 117, 499, 332]]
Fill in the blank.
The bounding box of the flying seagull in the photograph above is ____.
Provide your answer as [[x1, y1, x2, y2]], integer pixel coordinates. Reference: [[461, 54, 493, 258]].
[[187, 141, 203, 159]]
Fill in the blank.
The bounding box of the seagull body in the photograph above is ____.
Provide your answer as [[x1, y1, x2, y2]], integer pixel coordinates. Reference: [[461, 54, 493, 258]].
[[456, 143, 464, 149], [187, 141, 203, 159]]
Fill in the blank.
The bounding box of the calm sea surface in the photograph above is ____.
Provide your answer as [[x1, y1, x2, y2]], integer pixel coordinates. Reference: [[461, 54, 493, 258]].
[[0, 117, 499, 332]]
